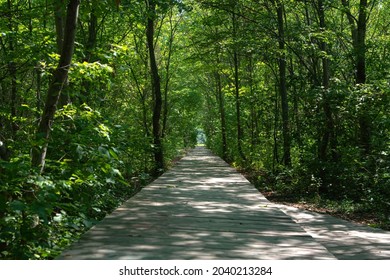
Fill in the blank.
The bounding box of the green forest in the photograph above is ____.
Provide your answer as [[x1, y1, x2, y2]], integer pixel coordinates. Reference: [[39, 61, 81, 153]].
[[0, 0, 389, 259]]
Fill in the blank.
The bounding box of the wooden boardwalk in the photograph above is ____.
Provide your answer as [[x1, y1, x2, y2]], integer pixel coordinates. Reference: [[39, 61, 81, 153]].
[[59, 147, 390, 260]]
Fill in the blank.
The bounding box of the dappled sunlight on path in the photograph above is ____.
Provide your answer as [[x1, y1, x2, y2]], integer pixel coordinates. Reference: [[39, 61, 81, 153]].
[[58, 147, 389, 260]]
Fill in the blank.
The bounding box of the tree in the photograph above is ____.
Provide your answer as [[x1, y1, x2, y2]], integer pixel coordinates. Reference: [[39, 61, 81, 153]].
[[1, 0, 390, 260], [146, 0, 164, 175], [31, 0, 81, 172], [317, 0, 337, 162], [273, 0, 291, 166], [341, 0, 371, 155], [230, 1, 246, 161]]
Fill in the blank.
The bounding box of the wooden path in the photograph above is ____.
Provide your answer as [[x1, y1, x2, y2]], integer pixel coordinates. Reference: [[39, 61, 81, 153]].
[[59, 147, 390, 260]]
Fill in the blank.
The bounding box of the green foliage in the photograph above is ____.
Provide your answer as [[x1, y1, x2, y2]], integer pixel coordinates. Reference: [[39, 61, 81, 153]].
[[0, 104, 138, 259], [1, 0, 389, 259], [196, 0, 390, 227], [1, 0, 202, 259]]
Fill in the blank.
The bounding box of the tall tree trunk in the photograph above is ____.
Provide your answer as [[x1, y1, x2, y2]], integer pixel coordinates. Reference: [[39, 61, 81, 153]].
[[0, 140, 11, 161], [55, 0, 71, 107], [6, 0, 18, 137], [273, 83, 280, 171], [86, 9, 98, 62], [31, 0, 80, 172], [146, 0, 164, 175], [79, 7, 98, 105], [356, 0, 370, 155], [341, 0, 370, 155], [9, 62, 17, 136], [43, 0, 48, 28], [36, 64, 42, 120], [288, 56, 302, 149], [162, 9, 176, 139], [356, 0, 367, 85], [232, 10, 246, 161], [275, 0, 291, 166], [215, 70, 228, 161], [318, 0, 336, 162], [54, 0, 65, 53], [248, 53, 258, 149]]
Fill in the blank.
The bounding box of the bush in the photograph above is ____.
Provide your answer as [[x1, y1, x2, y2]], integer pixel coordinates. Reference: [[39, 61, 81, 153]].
[[0, 104, 137, 259]]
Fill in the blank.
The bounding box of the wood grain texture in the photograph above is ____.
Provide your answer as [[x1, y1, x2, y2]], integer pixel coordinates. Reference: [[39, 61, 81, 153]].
[[58, 147, 389, 260]]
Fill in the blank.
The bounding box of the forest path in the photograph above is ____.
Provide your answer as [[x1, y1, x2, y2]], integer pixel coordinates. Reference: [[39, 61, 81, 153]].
[[58, 147, 390, 259]]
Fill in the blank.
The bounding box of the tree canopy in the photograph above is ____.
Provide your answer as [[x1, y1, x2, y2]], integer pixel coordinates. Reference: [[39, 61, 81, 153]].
[[0, 0, 389, 259]]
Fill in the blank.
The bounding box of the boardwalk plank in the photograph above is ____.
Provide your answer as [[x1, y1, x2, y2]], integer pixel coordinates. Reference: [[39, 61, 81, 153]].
[[58, 147, 389, 260], [276, 204, 390, 259]]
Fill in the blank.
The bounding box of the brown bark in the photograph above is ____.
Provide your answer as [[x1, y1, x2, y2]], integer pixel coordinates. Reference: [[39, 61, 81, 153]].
[[341, 0, 368, 84], [273, 84, 280, 170], [248, 54, 259, 149], [356, 0, 368, 85], [276, 0, 291, 166], [341, 0, 370, 154], [318, 0, 337, 162], [6, 0, 18, 137], [356, 0, 370, 155], [36, 64, 42, 120], [232, 10, 246, 161], [146, 0, 164, 175], [162, 9, 176, 139], [0, 140, 11, 161], [86, 9, 98, 62], [54, 0, 65, 53], [79, 7, 99, 105], [55, 0, 72, 107], [9, 61, 18, 136], [31, 0, 80, 172], [215, 71, 228, 162]]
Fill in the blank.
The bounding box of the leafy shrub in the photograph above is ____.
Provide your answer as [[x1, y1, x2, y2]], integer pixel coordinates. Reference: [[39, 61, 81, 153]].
[[0, 104, 138, 259]]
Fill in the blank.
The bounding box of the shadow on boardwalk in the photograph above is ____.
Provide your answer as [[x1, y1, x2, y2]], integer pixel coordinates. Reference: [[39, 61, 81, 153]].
[[58, 147, 390, 260]]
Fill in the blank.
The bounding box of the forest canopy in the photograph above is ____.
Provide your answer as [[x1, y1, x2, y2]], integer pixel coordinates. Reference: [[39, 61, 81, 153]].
[[0, 0, 389, 259]]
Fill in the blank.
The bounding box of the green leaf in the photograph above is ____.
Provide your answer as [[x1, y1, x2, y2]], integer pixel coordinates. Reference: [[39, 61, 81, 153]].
[[98, 146, 110, 158], [109, 148, 119, 160], [9, 200, 27, 212]]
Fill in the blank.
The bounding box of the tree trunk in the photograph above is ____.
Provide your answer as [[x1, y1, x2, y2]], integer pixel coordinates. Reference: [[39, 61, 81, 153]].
[[31, 0, 80, 172], [341, 0, 370, 155], [318, 0, 336, 162], [55, 0, 71, 107], [162, 9, 176, 139], [276, 0, 291, 166], [79, 7, 98, 105], [86, 9, 98, 62], [9, 61, 18, 136], [36, 64, 42, 120], [232, 10, 246, 161], [146, 0, 164, 175], [356, 0, 367, 85], [273, 84, 280, 171], [248, 53, 258, 149], [0, 140, 11, 161], [356, 0, 370, 155], [215, 71, 228, 161], [54, 0, 65, 53], [6, 0, 18, 137]]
